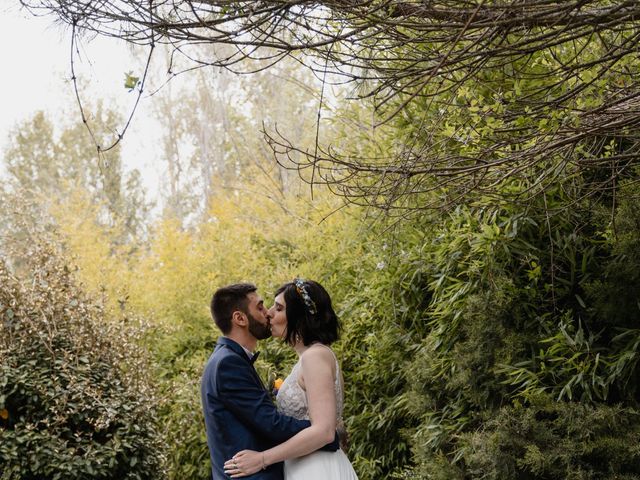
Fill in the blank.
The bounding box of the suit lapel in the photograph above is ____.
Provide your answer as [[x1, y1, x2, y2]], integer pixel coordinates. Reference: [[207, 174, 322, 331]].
[[216, 337, 268, 393]]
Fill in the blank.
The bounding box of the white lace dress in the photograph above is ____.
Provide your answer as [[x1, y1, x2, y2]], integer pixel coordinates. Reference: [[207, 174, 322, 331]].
[[276, 346, 358, 479]]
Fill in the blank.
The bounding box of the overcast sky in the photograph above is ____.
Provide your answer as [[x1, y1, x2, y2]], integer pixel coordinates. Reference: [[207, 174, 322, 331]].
[[0, 1, 161, 197], [1, 3, 70, 135]]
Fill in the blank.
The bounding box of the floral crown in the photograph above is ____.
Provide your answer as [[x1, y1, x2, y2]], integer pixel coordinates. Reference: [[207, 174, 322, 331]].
[[294, 278, 317, 315]]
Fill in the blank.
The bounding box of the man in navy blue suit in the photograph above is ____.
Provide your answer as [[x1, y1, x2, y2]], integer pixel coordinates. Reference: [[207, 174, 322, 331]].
[[201, 283, 334, 479]]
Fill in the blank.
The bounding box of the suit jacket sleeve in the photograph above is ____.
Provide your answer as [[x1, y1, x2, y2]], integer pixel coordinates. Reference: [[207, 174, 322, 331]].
[[217, 353, 311, 444]]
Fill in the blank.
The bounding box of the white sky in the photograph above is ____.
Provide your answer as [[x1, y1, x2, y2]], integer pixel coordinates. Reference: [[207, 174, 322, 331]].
[[0, 1, 161, 199]]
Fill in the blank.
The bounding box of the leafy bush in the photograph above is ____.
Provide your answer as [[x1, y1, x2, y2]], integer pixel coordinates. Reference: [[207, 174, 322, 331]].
[[0, 244, 165, 480], [394, 184, 640, 478], [460, 394, 640, 480]]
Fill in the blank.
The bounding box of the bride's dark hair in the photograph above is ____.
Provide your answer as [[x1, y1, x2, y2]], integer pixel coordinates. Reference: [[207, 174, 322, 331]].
[[275, 279, 340, 346]]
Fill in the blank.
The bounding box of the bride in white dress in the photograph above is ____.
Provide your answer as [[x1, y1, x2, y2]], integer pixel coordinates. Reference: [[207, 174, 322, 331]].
[[224, 279, 358, 479]]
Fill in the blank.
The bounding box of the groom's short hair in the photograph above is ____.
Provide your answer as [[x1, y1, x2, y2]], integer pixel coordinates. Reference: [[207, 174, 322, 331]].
[[211, 283, 257, 334]]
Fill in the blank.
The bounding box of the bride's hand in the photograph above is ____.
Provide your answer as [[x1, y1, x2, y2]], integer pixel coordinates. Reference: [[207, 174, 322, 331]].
[[224, 450, 265, 478]]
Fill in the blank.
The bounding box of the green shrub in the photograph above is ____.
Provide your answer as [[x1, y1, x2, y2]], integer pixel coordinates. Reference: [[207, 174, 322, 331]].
[[0, 244, 165, 480], [460, 394, 640, 480], [391, 185, 640, 478]]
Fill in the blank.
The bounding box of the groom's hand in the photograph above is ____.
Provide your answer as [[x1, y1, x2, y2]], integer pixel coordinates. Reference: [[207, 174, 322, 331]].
[[318, 430, 340, 452]]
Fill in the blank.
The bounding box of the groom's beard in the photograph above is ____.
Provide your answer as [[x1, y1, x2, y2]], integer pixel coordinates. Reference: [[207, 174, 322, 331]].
[[247, 312, 271, 340]]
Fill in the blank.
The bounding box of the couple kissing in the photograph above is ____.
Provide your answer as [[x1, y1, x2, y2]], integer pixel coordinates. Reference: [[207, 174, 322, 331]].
[[201, 280, 358, 479]]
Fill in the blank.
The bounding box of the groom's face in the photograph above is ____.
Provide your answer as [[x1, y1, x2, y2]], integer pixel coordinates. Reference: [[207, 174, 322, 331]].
[[245, 292, 271, 340]]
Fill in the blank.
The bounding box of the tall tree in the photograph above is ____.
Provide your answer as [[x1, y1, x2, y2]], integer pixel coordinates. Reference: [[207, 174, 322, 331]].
[[1, 105, 151, 243], [147, 46, 329, 223]]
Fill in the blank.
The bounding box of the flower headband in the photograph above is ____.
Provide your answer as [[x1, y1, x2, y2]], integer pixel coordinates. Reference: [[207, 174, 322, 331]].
[[294, 278, 317, 315]]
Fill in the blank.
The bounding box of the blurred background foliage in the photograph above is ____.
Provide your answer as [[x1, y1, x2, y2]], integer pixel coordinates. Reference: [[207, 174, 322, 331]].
[[2, 21, 640, 480]]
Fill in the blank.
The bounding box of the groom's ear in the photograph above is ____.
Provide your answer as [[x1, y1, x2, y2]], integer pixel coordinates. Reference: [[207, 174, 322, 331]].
[[231, 310, 247, 327]]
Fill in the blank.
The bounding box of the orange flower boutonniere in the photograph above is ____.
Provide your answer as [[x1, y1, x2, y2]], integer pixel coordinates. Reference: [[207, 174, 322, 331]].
[[272, 378, 284, 397]]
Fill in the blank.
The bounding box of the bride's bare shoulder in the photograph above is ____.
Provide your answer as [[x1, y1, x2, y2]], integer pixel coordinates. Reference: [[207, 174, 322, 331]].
[[301, 343, 335, 361], [300, 344, 337, 381]]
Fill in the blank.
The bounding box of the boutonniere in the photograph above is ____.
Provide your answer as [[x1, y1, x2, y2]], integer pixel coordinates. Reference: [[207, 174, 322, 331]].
[[271, 377, 284, 398]]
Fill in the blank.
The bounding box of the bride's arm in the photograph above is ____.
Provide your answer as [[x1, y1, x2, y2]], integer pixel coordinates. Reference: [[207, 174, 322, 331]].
[[224, 346, 338, 477], [265, 347, 338, 458]]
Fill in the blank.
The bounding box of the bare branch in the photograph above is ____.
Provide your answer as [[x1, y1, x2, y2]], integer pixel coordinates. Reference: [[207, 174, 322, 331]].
[[21, 0, 640, 211]]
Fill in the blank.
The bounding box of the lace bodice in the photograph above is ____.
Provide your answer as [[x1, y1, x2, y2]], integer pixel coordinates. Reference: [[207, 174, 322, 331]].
[[276, 345, 344, 422]]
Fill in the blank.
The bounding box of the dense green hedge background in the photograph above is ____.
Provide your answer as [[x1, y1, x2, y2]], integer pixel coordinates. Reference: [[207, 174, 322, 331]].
[[2, 177, 640, 478]]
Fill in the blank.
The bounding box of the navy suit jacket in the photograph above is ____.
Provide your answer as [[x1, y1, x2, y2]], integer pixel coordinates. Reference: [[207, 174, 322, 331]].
[[201, 337, 311, 479]]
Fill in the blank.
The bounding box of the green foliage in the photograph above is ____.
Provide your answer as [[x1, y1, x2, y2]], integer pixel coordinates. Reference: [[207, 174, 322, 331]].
[[55, 175, 640, 479], [337, 263, 419, 479], [1, 107, 151, 246], [500, 316, 640, 403], [459, 394, 640, 480], [0, 243, 165, 479], [124, 72, 140, 91], [159, 376, 211, 480], [392, 183, 640, 478]]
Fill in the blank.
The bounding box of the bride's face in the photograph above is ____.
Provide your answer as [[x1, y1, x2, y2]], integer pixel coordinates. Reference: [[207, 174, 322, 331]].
[[268, 293, 287, 339]]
